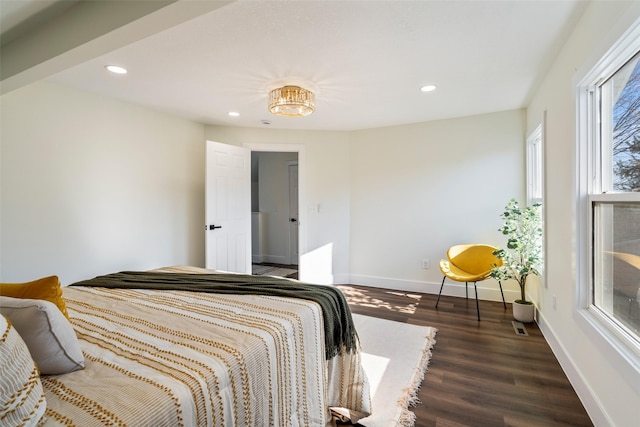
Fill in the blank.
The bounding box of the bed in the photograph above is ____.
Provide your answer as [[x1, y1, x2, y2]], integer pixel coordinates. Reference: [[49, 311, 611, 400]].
[[2, 266, 371, 427]]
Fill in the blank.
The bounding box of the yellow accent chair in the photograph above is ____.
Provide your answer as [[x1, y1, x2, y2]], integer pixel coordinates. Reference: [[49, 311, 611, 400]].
[[436, 244, 506, 321]]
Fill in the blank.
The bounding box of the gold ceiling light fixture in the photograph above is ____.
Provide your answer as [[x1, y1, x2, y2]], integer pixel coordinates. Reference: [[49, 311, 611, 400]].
[[268, 85, 315, 117]]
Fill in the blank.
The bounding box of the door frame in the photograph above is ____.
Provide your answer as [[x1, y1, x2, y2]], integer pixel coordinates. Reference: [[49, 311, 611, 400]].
[[243, 143, 306, 274], [287, 160, 299, 265]]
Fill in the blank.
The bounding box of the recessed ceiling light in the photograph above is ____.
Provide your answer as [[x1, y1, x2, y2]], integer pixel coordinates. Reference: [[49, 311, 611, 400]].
[[420, 85, 437, 92], [105, 65, 127, 74], [228, 111, 240, 117]]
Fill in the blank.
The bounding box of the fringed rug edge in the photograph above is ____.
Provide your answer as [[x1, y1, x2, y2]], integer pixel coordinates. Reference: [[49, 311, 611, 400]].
[[395, 327, 438, 427]]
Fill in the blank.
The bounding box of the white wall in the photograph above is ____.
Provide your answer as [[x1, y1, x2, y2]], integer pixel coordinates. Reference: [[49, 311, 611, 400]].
[[205, 126, 352, 283], [527, 2, 640, 426], [349, 110, 526, 299], [1, 81, 206, 285], [206, 109, 526, 296], [3, 83, 523, 293]]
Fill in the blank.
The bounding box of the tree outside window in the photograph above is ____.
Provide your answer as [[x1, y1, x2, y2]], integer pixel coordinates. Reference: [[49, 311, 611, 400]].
[[611, 51, 640, 192]]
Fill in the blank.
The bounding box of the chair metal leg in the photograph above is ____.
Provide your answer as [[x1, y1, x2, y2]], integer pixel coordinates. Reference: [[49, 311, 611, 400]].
[[473, 281, 480, 321], [498, 280, 507, 309], [465, 282, 468, 299], [435, 275, 446, 308]]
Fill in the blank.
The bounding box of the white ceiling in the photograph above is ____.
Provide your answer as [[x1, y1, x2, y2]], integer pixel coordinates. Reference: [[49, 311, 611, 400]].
[[0, 0, 72, 42], [4, 0, 586, 131]]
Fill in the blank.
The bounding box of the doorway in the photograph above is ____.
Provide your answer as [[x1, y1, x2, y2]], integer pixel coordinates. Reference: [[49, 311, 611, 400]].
[[250, 151, 299, 278]]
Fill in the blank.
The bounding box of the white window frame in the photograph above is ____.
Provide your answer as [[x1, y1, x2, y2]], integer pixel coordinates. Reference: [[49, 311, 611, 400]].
[[526, 120, 545, 287], [526, 120, 544, 205], [576, 17, 640, 374]]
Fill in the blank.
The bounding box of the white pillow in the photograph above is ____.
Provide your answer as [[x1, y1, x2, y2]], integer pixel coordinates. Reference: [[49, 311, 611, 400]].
[[0, 314, 47, 426], [0, 296, 85, 375]]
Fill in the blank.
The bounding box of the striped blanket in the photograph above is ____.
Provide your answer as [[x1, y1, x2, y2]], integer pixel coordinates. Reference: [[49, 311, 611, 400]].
[[38, 267, 371, 426], [70, 270, 359, 360]]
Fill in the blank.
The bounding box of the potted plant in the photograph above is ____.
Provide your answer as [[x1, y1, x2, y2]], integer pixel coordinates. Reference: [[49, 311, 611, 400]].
[[490, 198, 543, 323]]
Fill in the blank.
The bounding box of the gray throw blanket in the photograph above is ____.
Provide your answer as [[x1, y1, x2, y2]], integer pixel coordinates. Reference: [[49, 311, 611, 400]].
[[70, 271, 358, 360]]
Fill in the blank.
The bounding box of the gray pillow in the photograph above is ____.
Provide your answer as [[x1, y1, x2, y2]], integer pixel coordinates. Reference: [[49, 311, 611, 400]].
[[0, 296, 84, 375]]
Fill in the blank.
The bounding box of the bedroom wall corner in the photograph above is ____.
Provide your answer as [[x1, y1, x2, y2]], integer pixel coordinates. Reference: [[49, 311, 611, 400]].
[[0, 81, 206, 284], [348, 109, 527, 299]]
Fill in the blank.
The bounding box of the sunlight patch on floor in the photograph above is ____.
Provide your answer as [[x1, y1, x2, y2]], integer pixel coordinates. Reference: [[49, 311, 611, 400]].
[[338, 286, 420, 314], [360, 352, 389, 396]]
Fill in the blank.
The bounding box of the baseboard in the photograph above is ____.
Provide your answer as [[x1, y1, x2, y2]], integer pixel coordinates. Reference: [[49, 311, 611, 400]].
[[298, 271, 348, 286], [258, 255, 289, 264], [332, 273, 350, 285], [347, 274, 520, 302], [300, 271, 334, 285], [537, 312, 610, 427]]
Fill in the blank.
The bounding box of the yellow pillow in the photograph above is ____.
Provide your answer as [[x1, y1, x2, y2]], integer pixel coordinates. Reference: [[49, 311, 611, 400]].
[[0, 276, 69, 319]]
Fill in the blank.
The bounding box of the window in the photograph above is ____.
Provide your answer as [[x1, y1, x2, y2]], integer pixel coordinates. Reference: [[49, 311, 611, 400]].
[[526, 122, 545, 285], [526, 122, 544, 204], [578, 19, 640, 360]]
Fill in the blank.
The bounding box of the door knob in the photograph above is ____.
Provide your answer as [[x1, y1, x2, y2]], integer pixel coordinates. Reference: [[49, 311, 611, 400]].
[[290, 218, 297, 222], [208, 224, 222, 230]]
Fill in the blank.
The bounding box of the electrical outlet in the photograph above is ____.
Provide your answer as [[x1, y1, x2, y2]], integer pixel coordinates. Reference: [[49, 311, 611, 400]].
[[422, 259, 430, 269]]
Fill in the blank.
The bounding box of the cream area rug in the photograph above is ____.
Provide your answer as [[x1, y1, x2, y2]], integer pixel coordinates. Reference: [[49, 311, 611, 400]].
[[351, 314, 437, 427]]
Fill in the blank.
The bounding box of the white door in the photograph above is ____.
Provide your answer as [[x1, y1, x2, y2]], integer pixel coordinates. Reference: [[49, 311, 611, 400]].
[[288, 163, 299, 265], [205, 141, 251, 273]]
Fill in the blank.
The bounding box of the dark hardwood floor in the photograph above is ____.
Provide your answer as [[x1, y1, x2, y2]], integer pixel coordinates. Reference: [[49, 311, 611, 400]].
[[336, 284, 593, 427]]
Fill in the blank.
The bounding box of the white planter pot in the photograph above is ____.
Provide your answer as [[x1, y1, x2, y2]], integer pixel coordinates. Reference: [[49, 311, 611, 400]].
[[512, 301, 535, 323]]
